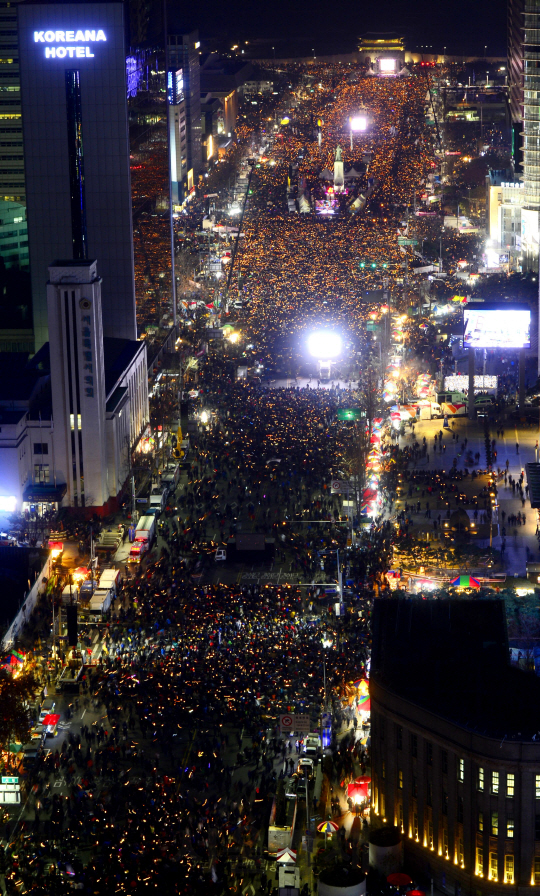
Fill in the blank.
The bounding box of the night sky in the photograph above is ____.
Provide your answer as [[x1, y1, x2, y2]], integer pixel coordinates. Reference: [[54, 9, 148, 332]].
[[182, 0, 507, 58]]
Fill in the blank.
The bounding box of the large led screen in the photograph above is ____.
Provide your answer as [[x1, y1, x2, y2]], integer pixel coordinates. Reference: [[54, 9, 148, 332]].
[[315, 199, 338, 215], [463, 307, 531, 349]]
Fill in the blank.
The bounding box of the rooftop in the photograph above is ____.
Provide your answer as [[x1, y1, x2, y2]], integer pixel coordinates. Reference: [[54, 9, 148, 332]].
[[103, 337, 145, 397], [371, 599, 540, 740]]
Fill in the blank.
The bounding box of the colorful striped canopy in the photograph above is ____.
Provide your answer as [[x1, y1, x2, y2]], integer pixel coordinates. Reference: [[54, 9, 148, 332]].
[[450, 575, 480, 588]]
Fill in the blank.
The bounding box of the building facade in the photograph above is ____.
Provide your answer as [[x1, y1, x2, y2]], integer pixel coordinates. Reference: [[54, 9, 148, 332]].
[[371, 600, 540, 896], [0, 0, 25, 207], [46, 259, 147, 511], [508, 0, 525, 168], [0, 199, 28, 268], [372, 682, 540, 896], [17, 2, 137, 349]]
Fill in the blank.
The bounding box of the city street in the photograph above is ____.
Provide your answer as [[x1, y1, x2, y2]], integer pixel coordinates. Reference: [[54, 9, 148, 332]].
[[0, 45, 538, 896]]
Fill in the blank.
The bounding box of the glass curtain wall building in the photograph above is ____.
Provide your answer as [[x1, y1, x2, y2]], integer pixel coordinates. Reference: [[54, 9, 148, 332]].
[[523, 0, 540, 215]]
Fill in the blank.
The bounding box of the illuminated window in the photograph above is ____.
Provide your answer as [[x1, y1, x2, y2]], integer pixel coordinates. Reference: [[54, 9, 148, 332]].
[[478, 811, 484, 832], [505, 855, 514, 884], [507, 773, 515, 798], [534, 857, 540, 883], [33, 464, 50, 483], [536, 774, 540, 799], [507, 818, 514, 838], [491, 811, 499, 836], [443, 828, 449, 858], [398, 769, 403, 789], [476, 846, 484, 876], [478, 767, 484, 791], [380, 792, 385, 817], [458, 837, 464, 867], [428, 820, 434, 849], [458, 758, 464, 782], [490, 852, 498, 881], [492, 771, 499, 794]]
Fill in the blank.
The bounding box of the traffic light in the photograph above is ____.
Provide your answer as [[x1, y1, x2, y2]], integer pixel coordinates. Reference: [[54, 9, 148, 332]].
[[66, 605, 78, 647]]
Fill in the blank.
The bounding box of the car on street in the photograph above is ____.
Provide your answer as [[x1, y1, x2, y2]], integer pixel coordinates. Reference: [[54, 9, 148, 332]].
[[302, 733, 321, 760], [38, 698, 56, 723], [296, 757, 314, 780]]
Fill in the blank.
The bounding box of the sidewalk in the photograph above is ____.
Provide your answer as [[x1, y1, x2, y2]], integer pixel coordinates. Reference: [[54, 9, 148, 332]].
[[396, 415, 540, 576]]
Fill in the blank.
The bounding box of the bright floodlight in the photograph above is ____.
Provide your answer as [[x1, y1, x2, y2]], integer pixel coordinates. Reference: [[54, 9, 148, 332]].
[[308, 331, 342, 359], [379, 57, 396, 73], [350, 115, 367, 131]]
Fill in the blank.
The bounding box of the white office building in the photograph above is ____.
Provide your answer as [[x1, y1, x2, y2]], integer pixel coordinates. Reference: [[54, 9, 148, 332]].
[[47, 259, 147, 510], [0, 258, 148, 516]]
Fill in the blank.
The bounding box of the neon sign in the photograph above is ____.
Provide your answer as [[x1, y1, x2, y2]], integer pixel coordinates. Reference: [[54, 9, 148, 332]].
[[33, 29, 106, 59]]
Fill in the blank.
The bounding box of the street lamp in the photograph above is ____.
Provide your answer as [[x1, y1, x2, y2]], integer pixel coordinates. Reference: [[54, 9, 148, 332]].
[[308, 331, 342, 383], [349, 113, 368, 150], [307, 330, 342, 359]]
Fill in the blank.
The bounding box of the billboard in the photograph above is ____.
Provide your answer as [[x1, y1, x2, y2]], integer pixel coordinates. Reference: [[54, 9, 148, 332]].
[[315, 199, 338, 215], [167, 69, 184, 104], [350, 114, 367, 131], [379, 57, 397, 73], [463, 306, 531, 349]]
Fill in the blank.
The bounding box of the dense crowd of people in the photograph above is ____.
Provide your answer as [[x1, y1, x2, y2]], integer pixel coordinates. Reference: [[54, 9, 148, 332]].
[[233, 74, 433, 356], [0, 63, 464, 896]]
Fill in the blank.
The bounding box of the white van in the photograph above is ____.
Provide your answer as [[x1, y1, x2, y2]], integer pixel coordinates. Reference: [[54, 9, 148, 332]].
[[303, 733, 321, 759]]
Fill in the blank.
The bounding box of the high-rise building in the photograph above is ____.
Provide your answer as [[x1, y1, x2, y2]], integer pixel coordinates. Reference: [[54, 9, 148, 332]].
[[497, 0, 540, 306], [522, 1, 540, 228], [167, 29, 201, 204], [508, 0, 525, 169], [0, 0, 25, 207], [47, 259, 109, 508], [47, 258, 148, 511], [17, 2, 137, 349]]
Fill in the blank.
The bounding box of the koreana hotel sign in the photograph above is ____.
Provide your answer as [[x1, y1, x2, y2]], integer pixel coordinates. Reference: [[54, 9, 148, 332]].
[[34, 29, 107, 58]]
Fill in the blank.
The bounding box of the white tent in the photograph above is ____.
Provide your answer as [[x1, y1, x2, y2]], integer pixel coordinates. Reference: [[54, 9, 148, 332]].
[[276, 847, 297, 864], [344, 167, 363, 180]]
